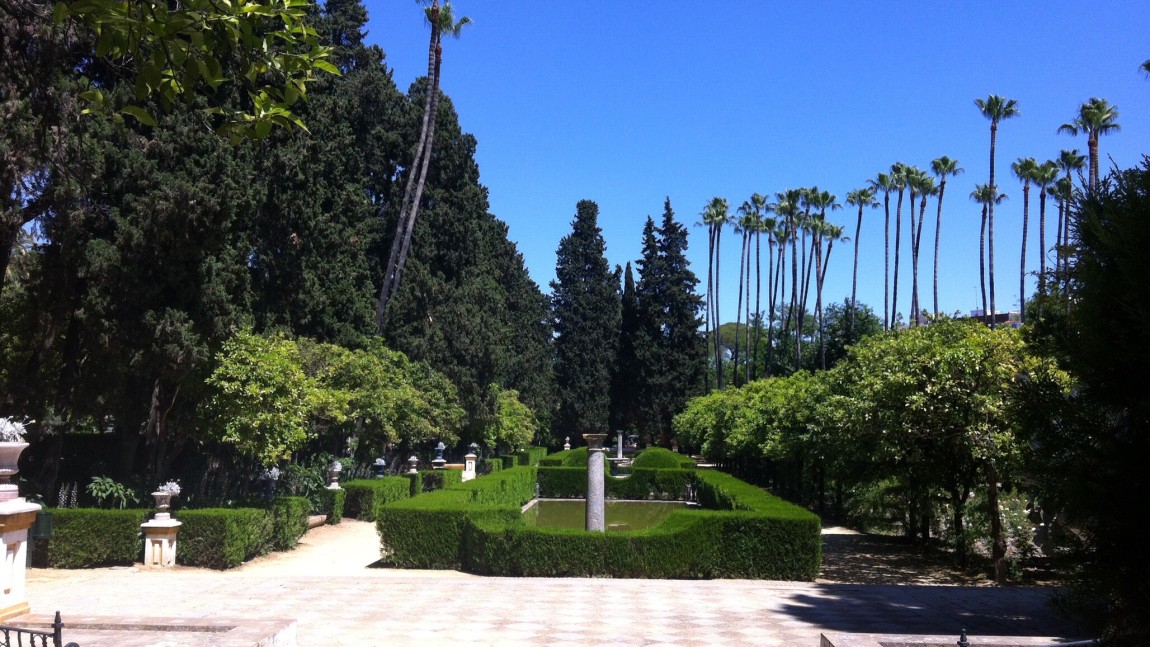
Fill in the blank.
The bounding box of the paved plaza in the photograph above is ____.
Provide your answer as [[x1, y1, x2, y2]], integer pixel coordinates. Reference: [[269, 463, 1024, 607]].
[[19, 519, 1088, 646]]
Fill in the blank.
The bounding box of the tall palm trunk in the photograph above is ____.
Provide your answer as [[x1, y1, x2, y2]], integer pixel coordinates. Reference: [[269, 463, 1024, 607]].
[[788, 218, 799, 369], [913, 193, 928, 324], [376, 1, 442, 329], [752, 229, 763, 381], [850, 203, 863, 339], [933, 179, 948, 316], [883, 192, 891, 330], [705, 227, 715, 391], [892, 188, 905, 327], [980, 202, 989, 322], [1019, 181, 1030, 323], [745, 232, 754, 384], [988, 123, 999, 328], [733, 228, 747, 387], [714, 226, 723, 388], [1088, 135, 1099, 190], [1038, 185, 1048, 294]]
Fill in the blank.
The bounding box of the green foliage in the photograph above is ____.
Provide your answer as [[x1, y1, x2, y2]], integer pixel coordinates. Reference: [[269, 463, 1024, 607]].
[[178, 508, 273, 569], [551, 200, 619, 440], [419, 469, 463, 492], [632, 447, 695, 470], [342, 477, 412, 521], [483, 385, 537, 452], [377, 467, 537, 568], [60, 0, 338, 140], [269, 496, 312, 551], [85, 476, 140, 509], [316, 487, 345, 524], [205, 331, 319, 466], [36, 508, 148, 568], [514, 447, 548, 466], [536, 467, 585, 498]]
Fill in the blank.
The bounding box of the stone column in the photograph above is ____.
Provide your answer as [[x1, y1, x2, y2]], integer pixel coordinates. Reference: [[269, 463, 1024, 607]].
[[141, 500, 182, 568], [616, 431, 624, 460], [462, 450, 477, 482], [583, 433, 607, 532], [0, 500, 39, 621]]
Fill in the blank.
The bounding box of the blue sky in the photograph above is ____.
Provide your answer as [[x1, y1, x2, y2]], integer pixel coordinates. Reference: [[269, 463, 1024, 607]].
[[364, 1, 1148, 324]]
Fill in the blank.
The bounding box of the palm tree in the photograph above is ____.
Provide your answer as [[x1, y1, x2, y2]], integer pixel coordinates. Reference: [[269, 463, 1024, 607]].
[[1055, 149, 1085, 278], [845, 187, 878, 340], [733, 199, 759, 386], [972, 184, 1008, 325], [1032, 160, 1059, 295], [377, 1, 471, 329], [889, 164, 908, 327], [930, 156, 963, 317], [700, 197, 729, 389], [868, 173, 895, 330], [1011, 157, 1038, 323], [749, 193, 770, 381], [904, 166, 934, 325], [1052, 177, 1074, 297], [975, 95, 1020, 328], [1058, 97, 1120, 190]]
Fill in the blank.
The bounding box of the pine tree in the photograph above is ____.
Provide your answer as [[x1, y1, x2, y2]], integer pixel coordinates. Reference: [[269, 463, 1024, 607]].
[[551, 200, 620, 441], [610, 260, 642, 436], [635, 199, 706, 446]]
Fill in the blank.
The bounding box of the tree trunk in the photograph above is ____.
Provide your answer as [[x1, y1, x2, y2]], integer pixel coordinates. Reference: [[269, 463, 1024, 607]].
[[988, 123, 998, 328], [987, 463, 1008, 584], [851, 204, 863, 340], [1038, 188, 1048, 294], [1019, 183, 1030, 323], [933, 180, 947, 317], [892, 189, 904, 327], [980, 204, 988, 323]]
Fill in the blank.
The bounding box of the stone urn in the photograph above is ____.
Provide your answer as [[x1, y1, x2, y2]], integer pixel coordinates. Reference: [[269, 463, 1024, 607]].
[[0, 442, 29, 503]]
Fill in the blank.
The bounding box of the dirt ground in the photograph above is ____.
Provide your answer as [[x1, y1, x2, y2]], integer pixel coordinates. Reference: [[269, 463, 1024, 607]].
[[817, 526, 1066, 586]]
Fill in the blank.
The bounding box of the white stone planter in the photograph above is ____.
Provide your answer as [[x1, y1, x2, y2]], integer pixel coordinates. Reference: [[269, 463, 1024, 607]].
[[0, 442, 30, 503]]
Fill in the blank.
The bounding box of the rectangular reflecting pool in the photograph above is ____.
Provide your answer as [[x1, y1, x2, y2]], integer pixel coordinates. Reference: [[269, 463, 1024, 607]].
[[523, 499, 689, 532]]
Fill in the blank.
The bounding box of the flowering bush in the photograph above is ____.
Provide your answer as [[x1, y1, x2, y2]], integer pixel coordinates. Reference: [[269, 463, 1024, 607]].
[[156, 481, 181, 496], [0, 417, 30, 442]]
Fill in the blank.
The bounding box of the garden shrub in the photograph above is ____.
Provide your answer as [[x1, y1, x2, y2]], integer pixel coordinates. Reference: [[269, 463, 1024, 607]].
[[420, 468, 463, 492], [402, 471, 422, 497], [632, 447, 695, 469], [479, 458, 503, 474], [515, 446, 548, 466], [343, 478, 411, 521], [537, 466, 693, 500], [269, 496, 311, 551], [377, 467, 537, 568], [178, 508, 272, 569], [383, 466, 820, 579], [317, 487, 345, 524], [37, 508, 148, 568], [497, 455, 516, 469]]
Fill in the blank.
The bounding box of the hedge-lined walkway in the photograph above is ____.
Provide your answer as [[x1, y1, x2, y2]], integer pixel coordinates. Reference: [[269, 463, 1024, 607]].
[[23, 519, 1086, 646]]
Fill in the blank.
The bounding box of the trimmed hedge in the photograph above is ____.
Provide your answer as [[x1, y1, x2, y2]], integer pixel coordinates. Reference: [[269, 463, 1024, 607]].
[[343, 478, 412, 521], [377, 467, 536, 568], [35, 508, 148, 568], [382, 466, 821, 580], [317, 487, 345, 524], [178, 508, 272, 569], [632, 447, 696, 469], [515, 447, 548, 466], [419, 468, 463, 492], [269, 496, 311, 551], [479, 458, 503, 475]]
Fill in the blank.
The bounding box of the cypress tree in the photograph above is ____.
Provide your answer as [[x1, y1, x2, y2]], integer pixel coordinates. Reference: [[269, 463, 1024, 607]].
[[610, 261, 642, 436], [635, 199, 706, 446], [551, 200, 620, 442]]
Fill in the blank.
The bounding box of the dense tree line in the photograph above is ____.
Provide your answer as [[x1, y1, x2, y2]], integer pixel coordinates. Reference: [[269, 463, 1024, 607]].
[[0, 0, 553, 497]]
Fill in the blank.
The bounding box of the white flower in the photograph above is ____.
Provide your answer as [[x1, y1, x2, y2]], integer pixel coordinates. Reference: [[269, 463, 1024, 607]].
[[0, 417, 31, 442], [156, 481, 181, 496]]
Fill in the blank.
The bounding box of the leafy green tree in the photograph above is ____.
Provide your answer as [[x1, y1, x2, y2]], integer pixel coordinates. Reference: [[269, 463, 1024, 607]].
[[830, 319, 1036, 579], [483, 384, 536, 453], [551, 200, 619, 441], [54, 0, 337, 139], [1024, 159, 1150, 642], [205, 331, 320, 466]]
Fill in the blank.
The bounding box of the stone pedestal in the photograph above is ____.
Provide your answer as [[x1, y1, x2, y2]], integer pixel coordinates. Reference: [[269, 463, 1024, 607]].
[[462, 452, 477, 482], [583, 433, 607, 532], [0, 499, 40, 621], [141, 515, 182, 568]]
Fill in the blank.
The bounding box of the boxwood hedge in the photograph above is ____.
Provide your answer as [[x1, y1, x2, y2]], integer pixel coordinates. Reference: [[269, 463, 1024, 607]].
[[34, 508, 148, 568], [343, 477, 413, 521], [379, 466, 821, 579]]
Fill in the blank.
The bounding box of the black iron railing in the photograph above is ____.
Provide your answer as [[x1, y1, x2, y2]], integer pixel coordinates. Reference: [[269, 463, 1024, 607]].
[[0, 611, 78, 647]]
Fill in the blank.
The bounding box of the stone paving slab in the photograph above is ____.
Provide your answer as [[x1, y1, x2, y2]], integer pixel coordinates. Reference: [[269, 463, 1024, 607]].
[[20, 520, 1090, 646]]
